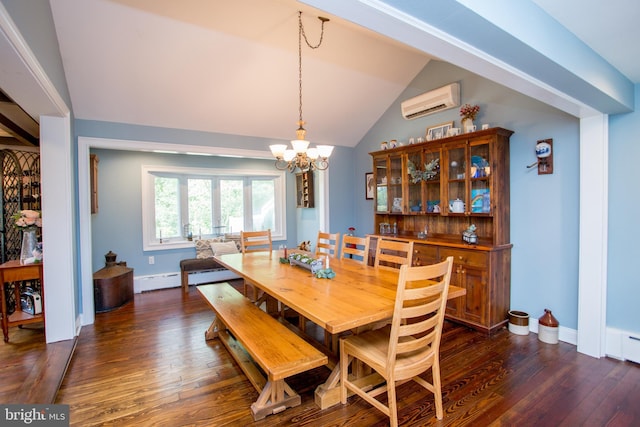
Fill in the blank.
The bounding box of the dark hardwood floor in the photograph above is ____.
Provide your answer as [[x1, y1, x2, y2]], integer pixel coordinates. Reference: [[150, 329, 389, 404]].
[[3, 280, 639, 426], [0, 320, 75, 405]]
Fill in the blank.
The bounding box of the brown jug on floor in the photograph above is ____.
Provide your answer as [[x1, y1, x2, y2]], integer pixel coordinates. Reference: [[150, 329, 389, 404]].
[[538, 308, 559, 327]]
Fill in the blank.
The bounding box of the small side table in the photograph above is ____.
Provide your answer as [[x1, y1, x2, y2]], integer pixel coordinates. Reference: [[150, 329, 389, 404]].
[[0, 260, 45, 342]]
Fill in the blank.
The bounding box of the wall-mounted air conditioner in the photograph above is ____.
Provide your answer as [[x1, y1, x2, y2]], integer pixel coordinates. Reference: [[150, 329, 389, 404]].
[[401, 82, 460, 120]]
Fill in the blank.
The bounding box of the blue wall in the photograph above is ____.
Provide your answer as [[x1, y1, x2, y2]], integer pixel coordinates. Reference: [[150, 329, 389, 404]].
[[351, 60, 582, 329], [327, 146, 358, 239], [87, 145, 357, 275], [607, 84, 640, 333], [74, 120, 311, 276], [89, 148, 295, 276], [77, 118, 340, 276]]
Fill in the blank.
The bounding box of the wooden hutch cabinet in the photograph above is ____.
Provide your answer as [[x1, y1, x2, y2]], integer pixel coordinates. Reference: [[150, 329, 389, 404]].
[[370, 127, 513, 333]]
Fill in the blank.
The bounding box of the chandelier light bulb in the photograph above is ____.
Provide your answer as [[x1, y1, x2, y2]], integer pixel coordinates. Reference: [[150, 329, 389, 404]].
[[291, 139, 310, 154], [317, 145, 334, 158], [269, 144, 287, 158]]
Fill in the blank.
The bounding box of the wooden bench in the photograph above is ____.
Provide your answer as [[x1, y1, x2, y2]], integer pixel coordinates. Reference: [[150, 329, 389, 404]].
[[197, 283, 328, 420]]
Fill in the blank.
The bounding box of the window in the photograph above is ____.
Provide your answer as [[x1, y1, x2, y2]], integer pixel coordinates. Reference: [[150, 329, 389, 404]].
[[142, 165, 286, 250], [154, 176, 180, 239]]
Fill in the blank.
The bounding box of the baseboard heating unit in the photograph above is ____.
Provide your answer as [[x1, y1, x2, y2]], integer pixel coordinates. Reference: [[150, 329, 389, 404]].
[[623, 335, 640, 364], [134, 269, 240, 293]]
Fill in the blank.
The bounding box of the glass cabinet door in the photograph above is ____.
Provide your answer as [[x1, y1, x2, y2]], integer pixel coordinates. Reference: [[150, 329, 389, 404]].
[[446, 145, 466, 214], [423, 149, 441, 214], [374, 157, 388, 212], [389, 155, 403, 212], [406, 150, 423, 213], [469, 141, 491, 214]]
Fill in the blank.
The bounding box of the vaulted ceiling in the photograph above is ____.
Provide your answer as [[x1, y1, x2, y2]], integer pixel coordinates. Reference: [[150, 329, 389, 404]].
[[50, 0, 431, 148], [1, 0, 638, 148]]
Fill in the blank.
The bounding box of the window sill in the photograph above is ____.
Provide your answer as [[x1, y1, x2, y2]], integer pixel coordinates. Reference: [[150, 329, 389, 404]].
[[143, 233, 286, 252], [144, 239, 194, 252]]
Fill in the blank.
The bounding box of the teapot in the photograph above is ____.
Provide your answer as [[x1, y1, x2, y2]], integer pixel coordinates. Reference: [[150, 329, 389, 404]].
[[449, 198, 465, 213]]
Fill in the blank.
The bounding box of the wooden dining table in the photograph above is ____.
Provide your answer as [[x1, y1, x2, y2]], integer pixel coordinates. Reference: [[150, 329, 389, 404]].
[[215, 250, 466, 409]]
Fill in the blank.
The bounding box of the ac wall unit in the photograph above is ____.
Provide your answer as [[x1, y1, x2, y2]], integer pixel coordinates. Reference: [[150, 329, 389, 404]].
[[401, 82, 460, 120]]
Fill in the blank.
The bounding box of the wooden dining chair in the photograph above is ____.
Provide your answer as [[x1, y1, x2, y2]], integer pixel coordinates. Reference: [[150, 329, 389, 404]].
[[315, 231, 340, 258], [340, 235, 371, 265], [374, 238, 414, 271], [339, 257, 454, 426], [240, 230, 272, 253], [240, 230, 272, 301]]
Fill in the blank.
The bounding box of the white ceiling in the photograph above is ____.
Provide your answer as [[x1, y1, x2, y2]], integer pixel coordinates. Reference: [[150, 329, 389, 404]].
[[4, 0, 639, 149], [49, 0, 431, 148]]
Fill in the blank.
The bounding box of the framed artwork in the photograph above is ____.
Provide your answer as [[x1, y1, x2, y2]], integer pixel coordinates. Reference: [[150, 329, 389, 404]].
[[365, 172, 374, 199], [426, 121, 454, 141]]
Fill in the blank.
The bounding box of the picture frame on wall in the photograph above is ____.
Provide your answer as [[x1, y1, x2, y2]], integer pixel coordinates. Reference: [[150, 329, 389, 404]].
[[365, 172, 374, 199], [426, 121, 454, 141]]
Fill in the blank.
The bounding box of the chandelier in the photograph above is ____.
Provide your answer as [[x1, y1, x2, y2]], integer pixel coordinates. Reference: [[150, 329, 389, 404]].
[[270, 11, 333, 172]]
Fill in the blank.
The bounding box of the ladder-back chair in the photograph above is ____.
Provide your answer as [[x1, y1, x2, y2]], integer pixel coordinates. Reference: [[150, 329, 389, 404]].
[[374, 238, 414, 271], [340, 235, 371, 265], [315, 231, 340, 259], [339, 257, 454, 426]]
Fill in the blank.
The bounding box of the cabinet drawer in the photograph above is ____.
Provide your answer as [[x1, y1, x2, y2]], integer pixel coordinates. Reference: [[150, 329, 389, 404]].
[[1, 264, 42, 282], [440, 248, 488, 268], [413, 244, 438, 266]]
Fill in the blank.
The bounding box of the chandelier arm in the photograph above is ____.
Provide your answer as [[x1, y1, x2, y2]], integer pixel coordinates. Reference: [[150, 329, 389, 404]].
[[298, 154, 309, 172], [315, 159, 329, 171], [274, 159, 288, 170], [277, 154, 330, 173]]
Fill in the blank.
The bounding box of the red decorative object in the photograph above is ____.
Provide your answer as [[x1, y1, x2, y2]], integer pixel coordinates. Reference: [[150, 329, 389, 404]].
[[347, 227, 356, 248]]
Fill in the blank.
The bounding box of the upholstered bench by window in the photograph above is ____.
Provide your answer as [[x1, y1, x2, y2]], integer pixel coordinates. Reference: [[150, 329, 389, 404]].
[[180, 235, 242, 293]]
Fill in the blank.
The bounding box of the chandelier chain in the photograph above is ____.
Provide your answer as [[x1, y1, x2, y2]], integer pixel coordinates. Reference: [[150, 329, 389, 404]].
[[298, 11, 328, 124], [299, 11, 327, 50]]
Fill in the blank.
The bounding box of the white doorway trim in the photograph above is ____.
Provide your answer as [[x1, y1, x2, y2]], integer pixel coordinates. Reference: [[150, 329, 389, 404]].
[[40, 115, 76, 342], [1, 4, 73, 342], [577, 115, 609, 357]]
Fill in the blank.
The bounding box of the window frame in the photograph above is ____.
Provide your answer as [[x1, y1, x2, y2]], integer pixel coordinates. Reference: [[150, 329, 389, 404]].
[[141, 165, 286, 251]]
